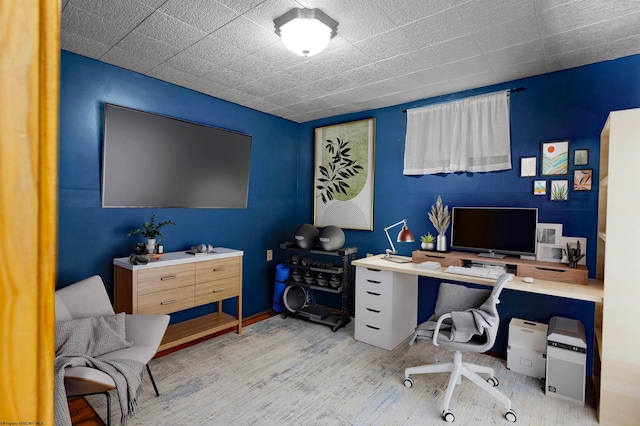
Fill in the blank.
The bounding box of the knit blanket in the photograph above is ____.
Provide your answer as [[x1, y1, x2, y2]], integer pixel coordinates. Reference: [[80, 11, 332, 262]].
[[449, 295, 499, 343]]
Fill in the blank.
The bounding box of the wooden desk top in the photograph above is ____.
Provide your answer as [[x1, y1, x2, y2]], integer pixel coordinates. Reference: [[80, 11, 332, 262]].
[[352, 255, 604, 303]]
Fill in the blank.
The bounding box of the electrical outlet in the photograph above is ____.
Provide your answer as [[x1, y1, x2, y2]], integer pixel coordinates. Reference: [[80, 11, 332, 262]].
[[266, 249, 273, 261]]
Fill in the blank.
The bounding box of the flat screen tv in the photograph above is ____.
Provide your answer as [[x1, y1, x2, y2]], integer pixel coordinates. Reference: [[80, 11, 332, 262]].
[[101, 104, 251, 208], [450, 207, 538, 258]]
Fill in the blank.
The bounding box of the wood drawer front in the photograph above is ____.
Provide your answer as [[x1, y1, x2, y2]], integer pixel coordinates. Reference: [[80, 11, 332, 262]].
[[355, 321, 391, 350], [196, 257, 241, 283], [195, 276, 240, 306], [355, 304, 390, 330], [137, 286, 195, 315], [356, 266, 393, 284], [137, 264, 195, 295]]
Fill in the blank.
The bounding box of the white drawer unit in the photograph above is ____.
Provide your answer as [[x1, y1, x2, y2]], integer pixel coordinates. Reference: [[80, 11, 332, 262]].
[[354, 265, 418, 350]]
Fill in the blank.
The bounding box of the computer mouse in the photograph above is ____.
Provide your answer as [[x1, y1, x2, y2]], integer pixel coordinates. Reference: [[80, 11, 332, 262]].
[[523, 277, 534, 283]]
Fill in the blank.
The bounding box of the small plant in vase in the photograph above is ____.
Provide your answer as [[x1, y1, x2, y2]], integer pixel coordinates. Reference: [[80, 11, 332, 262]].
[[126, 214, 176, 253], [420, 233, 436, 251], [428, 196, 451, 252]]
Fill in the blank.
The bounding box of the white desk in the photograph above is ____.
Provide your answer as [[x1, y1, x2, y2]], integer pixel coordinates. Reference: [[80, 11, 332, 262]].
[[352, 255, 604, 350]]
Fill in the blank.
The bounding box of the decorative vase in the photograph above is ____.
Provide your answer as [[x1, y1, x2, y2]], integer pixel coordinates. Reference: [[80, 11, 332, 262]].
[[436, 234, 447, 252], [421, 242, 435, 251], [146, 238, 156, 254]]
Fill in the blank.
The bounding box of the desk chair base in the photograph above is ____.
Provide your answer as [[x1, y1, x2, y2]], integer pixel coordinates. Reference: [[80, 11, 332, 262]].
[[404, 351, 517, 423]]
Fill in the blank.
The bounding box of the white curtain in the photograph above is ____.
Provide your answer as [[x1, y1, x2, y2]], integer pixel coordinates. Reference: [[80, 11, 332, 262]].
[[403, 90, 511, 175]]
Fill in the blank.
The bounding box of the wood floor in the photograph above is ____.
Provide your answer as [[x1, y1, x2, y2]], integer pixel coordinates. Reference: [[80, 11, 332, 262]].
[[68, 310, 275, 425]]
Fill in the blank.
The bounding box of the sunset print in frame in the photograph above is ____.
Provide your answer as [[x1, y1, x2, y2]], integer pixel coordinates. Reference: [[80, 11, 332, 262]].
[[541, 140, 569, 175]]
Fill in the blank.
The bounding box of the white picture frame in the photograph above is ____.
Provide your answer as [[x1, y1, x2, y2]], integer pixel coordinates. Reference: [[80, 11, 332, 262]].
[[536, 223, 563, 245], [536, 243, 564, 263], [561, 236, 587, 265], [520, 157, 537, 177]]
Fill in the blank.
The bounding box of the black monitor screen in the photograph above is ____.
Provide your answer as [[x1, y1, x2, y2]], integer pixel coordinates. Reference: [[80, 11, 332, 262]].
[[450, 207, 538, 256]]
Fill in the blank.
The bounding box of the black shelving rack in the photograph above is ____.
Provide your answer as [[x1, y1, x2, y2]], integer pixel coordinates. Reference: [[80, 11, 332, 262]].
[[279, 242, 357, 332]]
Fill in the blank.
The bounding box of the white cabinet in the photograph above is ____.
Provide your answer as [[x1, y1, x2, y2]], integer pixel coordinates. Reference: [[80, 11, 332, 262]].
[[354, 266, 418, 350]]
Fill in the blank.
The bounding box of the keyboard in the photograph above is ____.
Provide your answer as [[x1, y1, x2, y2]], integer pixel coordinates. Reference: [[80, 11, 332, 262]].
[[444, 265, 514, 281]]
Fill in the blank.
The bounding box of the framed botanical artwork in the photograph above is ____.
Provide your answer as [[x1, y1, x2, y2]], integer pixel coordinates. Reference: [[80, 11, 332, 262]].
[[574, 149, 589, 166], [550, 180, 569, 201], [520, 157, 537, 177], [533, 180, 546, 195], [573, 169, 593, 191], [541, 140, 569, 175], [314, 118, 376, 230]]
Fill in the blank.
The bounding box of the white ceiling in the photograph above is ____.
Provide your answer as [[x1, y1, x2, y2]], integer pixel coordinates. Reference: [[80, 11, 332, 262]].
[[61, 0, 640, 123]]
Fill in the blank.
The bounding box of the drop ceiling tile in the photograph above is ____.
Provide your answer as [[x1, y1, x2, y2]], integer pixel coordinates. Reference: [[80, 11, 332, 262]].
[[212, 16, 280, 52], [61, 29, 111, 59], [457, 0, 535, 33], [435, 55, 493, 80], [62, 5, 131, 45], [613, 0, 640, 16], [493, 58, 548, 81], [115, 31, 181, 63], [203, 65, 253, 88], [68, 0, 153, 30], [159, 0, 239, 33], [307, 74, 359, 94], [146, 64, 201, 87], [180, 78, 231, 97], [393, 67, 450, 89], [375, 50, 436, 77], [417, 34, 482, 68], [261, 90, 306, 106], [215, 88, 259, 104], [164, 51, 222, 76], [473, 14, 541, 53], [186, 34, 246, 65], [537, 0, 615, 37], [62, 0, 71, 9], [135, 11, 207, 50], [225, 55, 284, 79], [542, 21, 611, 56], [449, 70, 498, 92], [373, 0, 456, 26], [353, 28, 419, 62], [136, 0, 165, 7], [545, 43, 607, 72], [241, 0, 301, 31], [235, 79, 279, 98], [101, 47, 162, 74], [217, 0, 265, 14], [400, 7, 470, 49], [486, 40, 544, 69], [251, 41, 308, 70], [330, 3, 397, 44], [605, 34, 640, 60], [253, 70, 310, 92], [397, 81, 456, 104], [533, 0, 575, 13], [609, 11, 640, 41], [287, 45, 371, 80]]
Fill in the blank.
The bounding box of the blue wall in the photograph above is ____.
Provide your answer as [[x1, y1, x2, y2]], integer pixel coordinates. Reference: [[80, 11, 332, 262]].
[[59, 51, 640, 375]]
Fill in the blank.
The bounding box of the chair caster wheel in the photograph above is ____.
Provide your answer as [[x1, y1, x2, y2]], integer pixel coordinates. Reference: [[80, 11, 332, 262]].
[[505, 409, 516, 422], [442, 410, 455, 422], [487, 377, 499, 387], [403, 377, 414, 388]]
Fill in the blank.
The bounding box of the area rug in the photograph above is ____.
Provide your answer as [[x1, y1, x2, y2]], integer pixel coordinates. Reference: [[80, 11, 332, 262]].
[[87, 315, 598, 426]]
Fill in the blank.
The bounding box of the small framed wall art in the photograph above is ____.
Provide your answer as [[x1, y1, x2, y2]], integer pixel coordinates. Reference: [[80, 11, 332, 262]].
[[520, 157, 537, 177], [541, 140, 569, 175], [573, 149, 589, 166], [533, 180, 546, 195], [550, 180, 569, 201], [573, 169, 593, 191]]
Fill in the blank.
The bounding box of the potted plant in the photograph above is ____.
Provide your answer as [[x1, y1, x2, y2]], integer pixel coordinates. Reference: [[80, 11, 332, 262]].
[[126, 214, 176, 253], [420, 233, 436, 250], [428, 195, 451, 252]]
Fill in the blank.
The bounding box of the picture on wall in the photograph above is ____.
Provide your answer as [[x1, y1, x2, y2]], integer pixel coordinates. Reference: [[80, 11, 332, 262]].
[[574, 149, 589, 166], [541, 140, 569, 175], [537, 243, 564, 263], [314, 118, 376, 230], [520, 157, 537, 177], [550, 180, 569, 201], [533, 180, 546, 195], [573, 169, 593, 191]]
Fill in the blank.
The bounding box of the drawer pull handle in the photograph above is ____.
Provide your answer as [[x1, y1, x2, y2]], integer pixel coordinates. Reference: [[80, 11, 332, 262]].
[[366, 308, 380, 313], [366, 279, 381, 284], [365, 324, 380, 330], [366, 268, 381, 272], [212, 288, 226, 293], [160, 275, 176, 281], [213, 267, 226, 272], [160, 299, 176, 305], [366, 291, 381, 296]]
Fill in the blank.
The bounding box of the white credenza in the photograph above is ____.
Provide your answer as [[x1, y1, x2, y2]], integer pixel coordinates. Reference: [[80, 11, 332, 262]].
[[113, 248, 243, 352], [354, 265, 418, 350]]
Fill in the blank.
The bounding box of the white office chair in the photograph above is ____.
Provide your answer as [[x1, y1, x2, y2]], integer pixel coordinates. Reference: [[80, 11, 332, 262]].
[[403, 274, 516, 423]]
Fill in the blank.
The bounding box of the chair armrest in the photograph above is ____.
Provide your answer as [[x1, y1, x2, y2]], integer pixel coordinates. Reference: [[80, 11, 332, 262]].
[[125, 314, 170, 349], [432, 313, 452, 347]]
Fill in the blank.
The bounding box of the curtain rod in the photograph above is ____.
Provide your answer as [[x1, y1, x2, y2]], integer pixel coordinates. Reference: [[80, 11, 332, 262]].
[[402, 87, 526, 113]]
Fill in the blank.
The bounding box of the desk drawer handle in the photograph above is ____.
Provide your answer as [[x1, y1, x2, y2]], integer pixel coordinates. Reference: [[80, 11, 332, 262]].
[[365, 324, 380, 330], [160, 299, 176, 305], [366, 308, 380, 313], [160, 275, 176, 281], [213, 267, 226, 272], [535, 267, 565, 273], [212, 288, 226, 293], [366, 268, 381, 272], [366, 291, 381, 296], [366, 279, 381, 284]]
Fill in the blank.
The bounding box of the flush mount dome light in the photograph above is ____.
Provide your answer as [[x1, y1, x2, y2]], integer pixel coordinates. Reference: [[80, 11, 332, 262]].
[[274, 8, 338, 57]]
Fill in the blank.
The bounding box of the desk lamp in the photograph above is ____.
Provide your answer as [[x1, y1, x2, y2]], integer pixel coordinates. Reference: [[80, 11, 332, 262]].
[[383, 219, 415, 263]]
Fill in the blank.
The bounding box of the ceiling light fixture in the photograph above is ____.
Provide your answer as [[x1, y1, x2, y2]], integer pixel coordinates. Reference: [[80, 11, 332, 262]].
[[274, 8, 338, 57]]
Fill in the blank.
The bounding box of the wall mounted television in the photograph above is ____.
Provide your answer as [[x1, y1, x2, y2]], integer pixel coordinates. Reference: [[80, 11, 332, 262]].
[[450, 207, 538, 258], [101, 104, 251, 208]]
